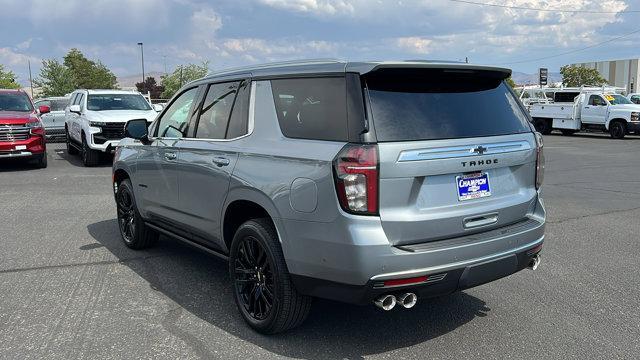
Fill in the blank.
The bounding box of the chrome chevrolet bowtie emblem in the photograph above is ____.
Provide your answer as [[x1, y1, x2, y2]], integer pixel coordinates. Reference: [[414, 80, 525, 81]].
[[473, 146, 488, 155]]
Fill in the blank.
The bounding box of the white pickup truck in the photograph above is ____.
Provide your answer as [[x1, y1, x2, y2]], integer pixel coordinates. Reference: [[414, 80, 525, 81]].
[[530, 92, 640, 139]]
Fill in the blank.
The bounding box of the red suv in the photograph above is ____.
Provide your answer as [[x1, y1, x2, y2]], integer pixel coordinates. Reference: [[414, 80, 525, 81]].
[[0, 89, 48, 168]]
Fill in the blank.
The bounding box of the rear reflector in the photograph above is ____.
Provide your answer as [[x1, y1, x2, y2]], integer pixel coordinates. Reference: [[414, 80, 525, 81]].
[[383, 276, 428, 287], [526, 243, 543, 256]]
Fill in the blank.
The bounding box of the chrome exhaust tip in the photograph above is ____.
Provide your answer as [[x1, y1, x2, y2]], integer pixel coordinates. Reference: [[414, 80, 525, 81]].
[[397, 292, 418, 309], [528, 254, 541, 271], [374, 294, 396, 311]]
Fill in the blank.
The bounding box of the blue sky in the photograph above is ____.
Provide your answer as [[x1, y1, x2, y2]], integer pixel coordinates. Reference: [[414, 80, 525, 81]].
[[0, 0, 639, 86]]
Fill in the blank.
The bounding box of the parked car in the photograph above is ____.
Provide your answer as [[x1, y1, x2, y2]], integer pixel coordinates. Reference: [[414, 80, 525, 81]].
[[34, 96, 70, 142], [531, 91, 640, 138], [112, 60, 546, 334], [65, 90, 159, 166], [0, 89, 47, 168], [627, 93, 640, 104]]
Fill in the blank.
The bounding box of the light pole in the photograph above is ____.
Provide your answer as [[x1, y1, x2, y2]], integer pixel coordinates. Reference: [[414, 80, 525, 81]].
[[137, 42, 145, 92]]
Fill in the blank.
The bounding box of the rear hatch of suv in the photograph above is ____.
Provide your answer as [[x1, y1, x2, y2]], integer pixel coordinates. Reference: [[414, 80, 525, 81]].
[[363, 66, 538, 246]]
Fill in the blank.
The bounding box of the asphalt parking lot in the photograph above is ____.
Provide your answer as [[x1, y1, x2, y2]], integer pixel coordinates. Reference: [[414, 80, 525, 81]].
[[1, 134, 639, 359]]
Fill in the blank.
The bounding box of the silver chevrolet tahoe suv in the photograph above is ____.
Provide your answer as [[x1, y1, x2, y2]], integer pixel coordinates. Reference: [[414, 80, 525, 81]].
[[112, 60, 546, 334]]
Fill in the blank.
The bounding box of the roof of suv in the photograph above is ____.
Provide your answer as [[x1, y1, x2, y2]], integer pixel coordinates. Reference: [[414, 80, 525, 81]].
[[75, 89, 144, 95], [198, 59, 512, 83]]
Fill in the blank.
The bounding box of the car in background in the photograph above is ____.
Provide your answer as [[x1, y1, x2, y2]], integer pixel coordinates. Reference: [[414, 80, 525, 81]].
[[34, 96, 70, 142], [0, 89, 47, 168], [65, 89, 159, 166]]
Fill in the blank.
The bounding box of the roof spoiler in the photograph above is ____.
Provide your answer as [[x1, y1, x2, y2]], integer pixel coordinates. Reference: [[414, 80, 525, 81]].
[[350, 62, 512, 80]]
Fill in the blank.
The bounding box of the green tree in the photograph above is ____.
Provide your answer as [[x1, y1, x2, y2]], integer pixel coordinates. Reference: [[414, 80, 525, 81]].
[[161, 62, 209, 99], [35, 59, 75, 97], [0, 64, 21, 89], [560, 65, 608, 87], [35, 48, 118, 96], [505, 77, 517, 89]]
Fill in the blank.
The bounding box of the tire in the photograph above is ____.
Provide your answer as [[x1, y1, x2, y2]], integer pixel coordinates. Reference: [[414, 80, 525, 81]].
[[560, 129, 577, 136], [34, 153, 47, 168], [115, 179, 158, 250], [81, 134, 100, 166], [609, 121, 627, 139], [533, 118, 552, 135], [229, 218, 311, 334], [66, 129, 78, 155]]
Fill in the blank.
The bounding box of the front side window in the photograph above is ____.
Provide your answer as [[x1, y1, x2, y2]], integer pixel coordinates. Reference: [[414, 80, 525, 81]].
[[155, 87, 198, 138], [87, 94, 152, 111], [51, 99, 69, 111], [589, 95, 605, 106], [271, 77, 348, 141], [0, 93, 33, 112], [195, 82, 239, 139], [631, 95, 640, 104]]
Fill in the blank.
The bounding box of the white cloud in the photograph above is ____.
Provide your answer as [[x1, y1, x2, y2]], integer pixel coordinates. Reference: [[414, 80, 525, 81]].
[[395, 37, 432, 54], [259, 0, 355, 15], [0, 48, 40, 66]]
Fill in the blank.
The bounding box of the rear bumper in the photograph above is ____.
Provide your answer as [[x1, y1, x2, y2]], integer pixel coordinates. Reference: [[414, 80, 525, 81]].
[[291, 246, 541, 305], [44, 127, 65, 140], [281, 195, 546, 304]]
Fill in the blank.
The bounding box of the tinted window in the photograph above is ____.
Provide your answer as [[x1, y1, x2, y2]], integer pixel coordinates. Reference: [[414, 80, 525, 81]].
[[0, 92, 33, 112], [271, 77, 348, 141], [631, 95, 640, 104], [366, 69, 531, 142], [35, 100, 51, 108], [589, 95, 605, 106], [51, 99, 69, 111], [227, 81, 250, 139], [77, 94, 85, 110], [156, 87, 198, 138], [87, 94, 151, 111], [195, 82, 239, 139]]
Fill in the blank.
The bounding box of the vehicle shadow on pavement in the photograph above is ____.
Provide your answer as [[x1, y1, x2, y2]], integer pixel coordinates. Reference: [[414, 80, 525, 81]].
[[0, 158, 46, 172], [88, 219, 491, 359], [54, 148, 113, 168]]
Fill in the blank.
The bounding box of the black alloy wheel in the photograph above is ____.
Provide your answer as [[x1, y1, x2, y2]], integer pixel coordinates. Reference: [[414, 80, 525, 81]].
[[233, 235, 275, 321], [116, 185, 136, 245]]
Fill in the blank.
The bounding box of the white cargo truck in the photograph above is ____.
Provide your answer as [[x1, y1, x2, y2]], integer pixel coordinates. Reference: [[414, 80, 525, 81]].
[[530, 91, 640, 139]]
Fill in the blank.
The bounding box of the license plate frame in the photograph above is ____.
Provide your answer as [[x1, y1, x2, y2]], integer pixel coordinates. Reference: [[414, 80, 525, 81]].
[[456, 172, 491, 201]]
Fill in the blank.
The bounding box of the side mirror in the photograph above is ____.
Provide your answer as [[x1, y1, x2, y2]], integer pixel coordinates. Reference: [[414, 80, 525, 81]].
[[69, 104, 81, 114], [39, 105, 51, 115], [124, 119, 150, 143], [153, 104, 164, 112]]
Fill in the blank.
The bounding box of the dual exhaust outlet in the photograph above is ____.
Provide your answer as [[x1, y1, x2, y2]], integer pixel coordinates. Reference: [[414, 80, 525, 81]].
[[374, 293, 417, 311]]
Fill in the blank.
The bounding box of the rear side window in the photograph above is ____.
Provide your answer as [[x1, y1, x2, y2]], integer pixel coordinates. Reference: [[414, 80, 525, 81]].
[[226, 81, 250, 139], [195, 82, 239, 139], [365, 69, 531, 142], [271, 77, 348, 141]]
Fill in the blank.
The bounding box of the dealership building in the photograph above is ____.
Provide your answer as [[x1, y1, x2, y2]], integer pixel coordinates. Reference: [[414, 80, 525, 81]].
[[571, 58, 640, 93]]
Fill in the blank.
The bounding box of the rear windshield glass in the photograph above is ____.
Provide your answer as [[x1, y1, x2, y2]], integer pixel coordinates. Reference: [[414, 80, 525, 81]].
[[0, 93, 33, 112], [87, 94, 151, 111], [365, 69, 531, 142]]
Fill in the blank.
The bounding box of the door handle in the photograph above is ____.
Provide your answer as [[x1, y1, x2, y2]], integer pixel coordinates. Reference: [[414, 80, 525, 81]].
[[212, 157, 230, 167], [164, 152, 177, 161]]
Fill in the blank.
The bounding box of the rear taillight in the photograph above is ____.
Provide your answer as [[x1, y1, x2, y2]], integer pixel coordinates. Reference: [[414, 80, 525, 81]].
[[333, 144, 379, 215], [535, 132, 545, 190]]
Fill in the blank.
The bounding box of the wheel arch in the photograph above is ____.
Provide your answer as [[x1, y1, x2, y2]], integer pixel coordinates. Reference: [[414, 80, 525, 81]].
[[222, 187, 285, 253], [606, 117, 627, 130]]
